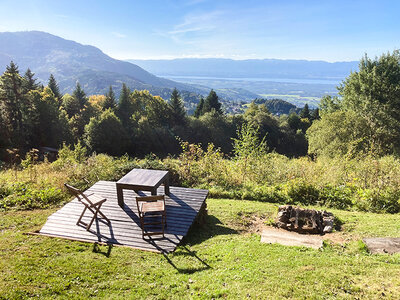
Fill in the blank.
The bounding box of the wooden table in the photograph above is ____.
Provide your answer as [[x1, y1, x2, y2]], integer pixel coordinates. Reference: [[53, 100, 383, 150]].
[[116, 169, 170, 207]]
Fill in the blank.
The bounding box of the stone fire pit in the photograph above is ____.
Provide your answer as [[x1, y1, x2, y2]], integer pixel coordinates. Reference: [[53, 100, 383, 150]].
[[275, 205, 335, 234]]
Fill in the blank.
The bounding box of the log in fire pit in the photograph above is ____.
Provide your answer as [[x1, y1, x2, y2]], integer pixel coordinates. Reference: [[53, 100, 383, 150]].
[[275, 205, 334, 234]]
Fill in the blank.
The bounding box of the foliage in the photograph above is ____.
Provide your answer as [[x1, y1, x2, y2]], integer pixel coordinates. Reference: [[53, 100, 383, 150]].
[[169, 87, 186, 126], [307, 110, 372, 158], [84, 109, 128, 156]]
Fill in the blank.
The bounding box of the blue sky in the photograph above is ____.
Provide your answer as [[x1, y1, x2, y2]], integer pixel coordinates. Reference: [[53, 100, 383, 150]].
[[0, 0, 399, 61]]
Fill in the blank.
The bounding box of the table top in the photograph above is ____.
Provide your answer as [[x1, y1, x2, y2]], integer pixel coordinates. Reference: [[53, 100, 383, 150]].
[[117, 169, 169, 188]]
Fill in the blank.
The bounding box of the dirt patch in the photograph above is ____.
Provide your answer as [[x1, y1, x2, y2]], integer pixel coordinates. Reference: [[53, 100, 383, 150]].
[[237, 214, 352, 245]]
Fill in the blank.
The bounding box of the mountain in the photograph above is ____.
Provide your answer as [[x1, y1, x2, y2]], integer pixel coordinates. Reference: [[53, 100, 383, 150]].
[[127, 58, 359, 80], [0, 31, 204, 97]]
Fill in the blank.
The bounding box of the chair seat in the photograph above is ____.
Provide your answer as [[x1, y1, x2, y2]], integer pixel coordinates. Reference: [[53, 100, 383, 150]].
[[83, 193, 106, 204], [140, 201, 165, 213]]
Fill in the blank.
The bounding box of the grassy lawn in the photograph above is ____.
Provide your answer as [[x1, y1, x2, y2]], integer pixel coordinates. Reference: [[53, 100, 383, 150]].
[[1, 199, 400, 299]]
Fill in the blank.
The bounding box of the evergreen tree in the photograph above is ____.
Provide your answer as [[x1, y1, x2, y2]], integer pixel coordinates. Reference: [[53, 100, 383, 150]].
[[0, 61, 29, 147], [73, 82, 87, 108], [23, 68, 39, 91], [48, 74, 62, 101], [300, 104, 311, 119], [116, 83, 133, 127], [311, 108, 320, 121], [203, 89, 222, 114], [169, 88, 186, 125], [194, 97, 205, 118], [102, 86, 117, 110]]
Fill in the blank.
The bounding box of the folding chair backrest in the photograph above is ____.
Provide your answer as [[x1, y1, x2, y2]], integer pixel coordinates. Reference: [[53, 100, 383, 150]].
[[136, 195, 165, 211], [64, 183, 93, 206]]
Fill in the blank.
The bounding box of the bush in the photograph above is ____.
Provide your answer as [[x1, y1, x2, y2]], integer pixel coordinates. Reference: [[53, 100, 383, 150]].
[[283, 179, 320, 205]]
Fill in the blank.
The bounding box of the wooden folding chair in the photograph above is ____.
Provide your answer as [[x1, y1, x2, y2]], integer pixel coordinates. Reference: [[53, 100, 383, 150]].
[[136, 195, 166, 238], [64, 183, 110, 231]]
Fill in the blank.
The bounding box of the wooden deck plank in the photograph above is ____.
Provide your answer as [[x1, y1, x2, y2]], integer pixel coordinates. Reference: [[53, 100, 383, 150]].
[[38, 181, 208, 253]]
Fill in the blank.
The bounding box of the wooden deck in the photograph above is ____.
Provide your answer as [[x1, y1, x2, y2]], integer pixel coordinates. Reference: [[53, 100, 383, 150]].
[[39, 181, 208, 253]]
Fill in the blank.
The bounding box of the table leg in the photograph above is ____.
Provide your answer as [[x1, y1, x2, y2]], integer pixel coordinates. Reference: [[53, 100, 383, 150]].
[[164, 174, 170, 195], [117, 185, 124, 207]]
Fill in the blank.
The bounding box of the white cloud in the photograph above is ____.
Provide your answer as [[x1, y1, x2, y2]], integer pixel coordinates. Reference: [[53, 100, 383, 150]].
[[111, 31, 126, 38]]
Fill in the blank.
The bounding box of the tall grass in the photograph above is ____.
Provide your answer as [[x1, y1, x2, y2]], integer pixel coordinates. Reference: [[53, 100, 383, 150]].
[[1, 143, 400, 213]]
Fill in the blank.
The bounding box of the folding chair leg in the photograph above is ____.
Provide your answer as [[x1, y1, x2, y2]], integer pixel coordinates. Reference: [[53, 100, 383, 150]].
[[77, 206, 88, 226], [87, 203, 103, 231]]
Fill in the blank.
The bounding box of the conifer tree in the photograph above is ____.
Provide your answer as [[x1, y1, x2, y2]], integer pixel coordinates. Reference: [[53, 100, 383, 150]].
[[0, 61, 30, 147], [48, 74, 62, 100], [169, 88, 186, 125], [300, 103, 311, 119], [102, 86, 117, 110], [23, 68, 39, 91], [194, 97, 205, 118], [73, 82, 87, 108], [203, 89, 222, 114], [116, 83, 133, 127], [311, 108, 320, 121]]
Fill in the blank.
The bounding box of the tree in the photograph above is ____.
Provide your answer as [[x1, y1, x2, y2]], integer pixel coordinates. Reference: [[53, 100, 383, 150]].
[[338, 50, 400, 154], [310, 108, 320, 121], [299, 104, 311, 119], [61, 94, 80, 118], [194, 97, 205, 118], [102, 86, 117, 111], [84, 109, 128, 155], [169, 88, 186, 125], [202, 89, 222, 114], [116, 83, 134, 128], [23, 68, 39, 91], [0, 61, 30, 147], [307, 110, 372, 158], [73, 82, 88, 108], [48, 74, 62, 101]]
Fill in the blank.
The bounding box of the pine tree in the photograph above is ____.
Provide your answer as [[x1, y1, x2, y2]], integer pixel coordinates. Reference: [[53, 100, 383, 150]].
[[116, 83, 133, 127], [0, 61, 30, 147], [203, 89, 222, 114], [48, 74, 62, 100], [73, 82, 87, 108], [300, 104, 311, 119], [311, 108, 320, 121], [194, 97, 205, 118], [169, 88, 186, 125], [102, 86, 117, 110], [23, 68, 39, 91]]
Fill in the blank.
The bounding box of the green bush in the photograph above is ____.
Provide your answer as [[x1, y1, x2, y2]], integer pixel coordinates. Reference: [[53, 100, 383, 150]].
[[0, 182, 65, 210], [319, 185, 353, 210], [283, 179, 320, 205]]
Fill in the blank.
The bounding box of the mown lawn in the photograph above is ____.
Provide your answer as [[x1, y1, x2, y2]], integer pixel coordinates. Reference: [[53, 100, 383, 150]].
[[1, 198, 400, 299]]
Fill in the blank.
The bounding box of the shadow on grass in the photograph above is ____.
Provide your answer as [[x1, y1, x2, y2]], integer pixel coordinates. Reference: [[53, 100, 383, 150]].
[[163, 246, 211, 274], [184, 214, 238, 246], [162, 214, 237, 274], [92, 243, 113, 257]]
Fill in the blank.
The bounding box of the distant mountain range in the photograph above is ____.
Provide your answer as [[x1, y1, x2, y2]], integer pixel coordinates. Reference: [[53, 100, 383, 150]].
[[127, 58, 359, 80], [0, 31, 204, 97]]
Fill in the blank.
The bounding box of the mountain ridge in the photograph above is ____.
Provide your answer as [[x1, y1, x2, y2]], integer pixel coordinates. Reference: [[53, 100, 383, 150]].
[[0, 31, 201, 96]]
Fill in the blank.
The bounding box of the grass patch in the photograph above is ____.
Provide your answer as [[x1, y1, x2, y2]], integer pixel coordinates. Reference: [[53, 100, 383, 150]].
[[1, 198, 400, 299]]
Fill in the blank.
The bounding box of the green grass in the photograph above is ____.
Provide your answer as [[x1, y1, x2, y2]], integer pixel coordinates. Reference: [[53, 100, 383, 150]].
[[1, 198, 400, 299]]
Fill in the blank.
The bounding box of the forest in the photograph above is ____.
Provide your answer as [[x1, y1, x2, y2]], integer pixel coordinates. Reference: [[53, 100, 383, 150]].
[[0, 61, 317, 159]]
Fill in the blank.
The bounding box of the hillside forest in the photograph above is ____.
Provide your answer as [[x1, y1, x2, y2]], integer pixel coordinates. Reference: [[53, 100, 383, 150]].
[[0, 61, 317, 158], [2, 50, 400, 214]]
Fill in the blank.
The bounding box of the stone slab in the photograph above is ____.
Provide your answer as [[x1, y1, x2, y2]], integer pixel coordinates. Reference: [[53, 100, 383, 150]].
[[363, 237, 400, 254], [261, 227, 323, 249]]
